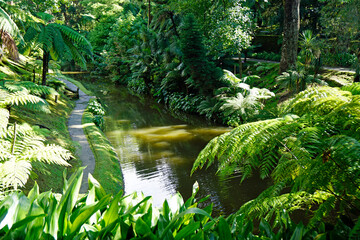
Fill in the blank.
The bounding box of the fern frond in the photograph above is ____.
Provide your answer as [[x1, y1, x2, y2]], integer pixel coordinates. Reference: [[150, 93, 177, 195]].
[[192, 116, 299, 178], [240, 189, 332, 225], [22, 144, 71, 166], [280, 86, 351, 116], [4, 81, 57, 96], [308, 196, 336, 227], [0, 123, 72, 189], [0, 108, 9, 128], [342, 82, 360, 96], [0, 159, 32, 190], [0, 88, 44, 106], [0, 6, 21, 39]]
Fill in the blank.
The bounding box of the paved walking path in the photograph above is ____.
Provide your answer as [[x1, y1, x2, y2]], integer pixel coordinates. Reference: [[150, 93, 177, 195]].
[[60, 78, 95, 193], [233, 57, 356, 73]]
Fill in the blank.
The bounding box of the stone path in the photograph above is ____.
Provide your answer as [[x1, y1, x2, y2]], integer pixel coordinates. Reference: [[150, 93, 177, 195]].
[[60, 78, 95, 193]]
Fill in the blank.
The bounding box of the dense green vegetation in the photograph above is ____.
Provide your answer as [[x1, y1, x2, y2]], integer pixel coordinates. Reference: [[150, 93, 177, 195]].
[[0, 0, 360, 238]]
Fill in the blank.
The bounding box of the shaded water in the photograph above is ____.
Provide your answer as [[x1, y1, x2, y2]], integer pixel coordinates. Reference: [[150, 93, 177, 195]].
[[87, 83, 269, 215]]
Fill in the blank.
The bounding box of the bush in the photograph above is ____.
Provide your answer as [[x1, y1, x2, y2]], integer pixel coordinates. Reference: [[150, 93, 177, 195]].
[[322, 52, 357, 68], [164, 92, 204, 113], [251, 51, 281, 61]]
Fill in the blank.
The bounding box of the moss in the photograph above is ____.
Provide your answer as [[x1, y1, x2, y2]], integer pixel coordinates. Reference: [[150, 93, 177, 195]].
[[11, 93, 81, 193], [82, 110, 123, 195]]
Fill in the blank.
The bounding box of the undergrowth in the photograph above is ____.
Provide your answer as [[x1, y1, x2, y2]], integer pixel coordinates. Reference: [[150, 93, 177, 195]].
[[11, 91, 80, 193]]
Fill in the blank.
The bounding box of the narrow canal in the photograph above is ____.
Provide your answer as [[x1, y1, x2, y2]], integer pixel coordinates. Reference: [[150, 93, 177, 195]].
[[81, 80, 269, 215]]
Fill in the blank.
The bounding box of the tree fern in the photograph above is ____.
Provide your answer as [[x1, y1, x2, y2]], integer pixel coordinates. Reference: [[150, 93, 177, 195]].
[[23, 19, 92, 85], [194, 86, 360, 223]]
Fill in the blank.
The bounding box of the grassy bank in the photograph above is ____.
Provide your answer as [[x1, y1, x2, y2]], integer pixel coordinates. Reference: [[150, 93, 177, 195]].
[[82, 110, 123, 194]]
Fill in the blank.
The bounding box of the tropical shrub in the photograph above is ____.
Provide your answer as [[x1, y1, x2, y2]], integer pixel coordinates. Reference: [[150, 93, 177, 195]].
[[192, 86, 360, 225], [86, 98, 106, 130], [87, 98, 105, 116], [196, 71, 274, 126]]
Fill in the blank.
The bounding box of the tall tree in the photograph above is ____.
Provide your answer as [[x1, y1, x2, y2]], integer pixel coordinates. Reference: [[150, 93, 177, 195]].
[[23, 14, 92, 85], [279, 0, 300, 73]]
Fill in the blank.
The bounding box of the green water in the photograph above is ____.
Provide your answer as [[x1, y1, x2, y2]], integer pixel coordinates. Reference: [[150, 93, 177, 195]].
[[85, 82, 269, 215]]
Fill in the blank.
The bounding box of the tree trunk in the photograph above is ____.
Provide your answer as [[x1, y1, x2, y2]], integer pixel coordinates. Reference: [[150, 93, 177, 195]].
[[42, 51, 49, 86], [279, 0, 300, 73], [148, 0, 152, 27]]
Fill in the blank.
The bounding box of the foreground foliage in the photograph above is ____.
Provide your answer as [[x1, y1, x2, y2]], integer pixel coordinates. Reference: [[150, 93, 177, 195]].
[[0, 168, 356, 239]]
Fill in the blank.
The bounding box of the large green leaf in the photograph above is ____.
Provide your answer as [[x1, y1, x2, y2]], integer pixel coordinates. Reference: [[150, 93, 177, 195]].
[[67, 194, 111, 238]]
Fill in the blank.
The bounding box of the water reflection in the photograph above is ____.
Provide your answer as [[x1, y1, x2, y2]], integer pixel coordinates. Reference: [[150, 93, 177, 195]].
[[88, 83, 270, 215]]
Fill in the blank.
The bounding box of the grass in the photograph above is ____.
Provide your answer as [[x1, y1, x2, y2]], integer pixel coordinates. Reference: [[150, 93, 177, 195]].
[[11, 92, 81, 193], [82, 109, 123, 194]]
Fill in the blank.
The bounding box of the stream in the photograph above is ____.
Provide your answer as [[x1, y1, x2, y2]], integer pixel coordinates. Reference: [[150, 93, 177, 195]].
[[82, 80, 269, 215]]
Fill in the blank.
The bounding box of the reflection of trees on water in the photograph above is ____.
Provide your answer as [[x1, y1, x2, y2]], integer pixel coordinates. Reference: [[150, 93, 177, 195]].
[[99, 85, 269, 214]]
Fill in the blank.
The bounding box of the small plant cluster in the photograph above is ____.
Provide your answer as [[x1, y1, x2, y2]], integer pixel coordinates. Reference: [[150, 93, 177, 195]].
[[86, 98, 106, 130], [0, 168, 356, 239]]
